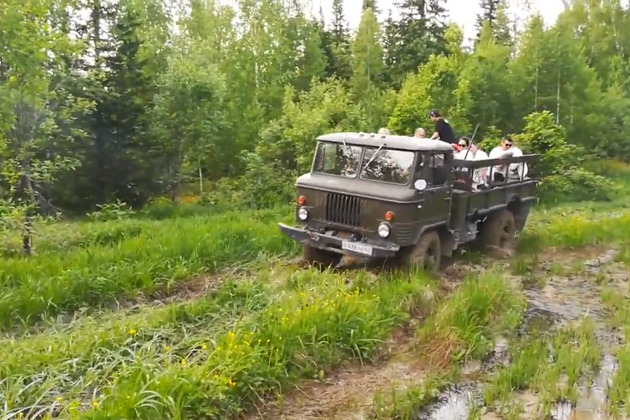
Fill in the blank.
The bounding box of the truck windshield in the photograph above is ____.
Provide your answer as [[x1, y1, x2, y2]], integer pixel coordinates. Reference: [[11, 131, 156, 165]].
[[312, 141, 362, 177], [360, 147, 414, 185]]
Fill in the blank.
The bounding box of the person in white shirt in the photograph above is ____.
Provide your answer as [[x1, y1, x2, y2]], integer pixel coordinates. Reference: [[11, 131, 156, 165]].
[[455, 137, 489, 189], [488, 135, 527, 182]]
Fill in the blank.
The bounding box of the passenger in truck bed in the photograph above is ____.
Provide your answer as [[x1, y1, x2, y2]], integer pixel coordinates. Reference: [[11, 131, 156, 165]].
[[489, 135, 527, 182]]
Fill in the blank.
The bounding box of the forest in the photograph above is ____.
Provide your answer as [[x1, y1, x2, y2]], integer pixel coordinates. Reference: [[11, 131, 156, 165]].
[[4, 0, 630, 419], [2, 0, 629, 220]]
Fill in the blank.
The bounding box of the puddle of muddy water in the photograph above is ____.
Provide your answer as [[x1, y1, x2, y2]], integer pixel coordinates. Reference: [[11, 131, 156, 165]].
[[417, 384, 483, 420], [550, 353, 619, 420]]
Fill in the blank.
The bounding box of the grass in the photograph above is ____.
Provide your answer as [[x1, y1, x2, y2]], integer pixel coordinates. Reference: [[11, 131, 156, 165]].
[[0, 207, 297, 330], [371, 374, 449, 420], [368, 271, 526, 420], [482, 319, 602, 417], [416, 270, 526, 368], [3, 160, 630, 419], [1, 265, 439, 419]]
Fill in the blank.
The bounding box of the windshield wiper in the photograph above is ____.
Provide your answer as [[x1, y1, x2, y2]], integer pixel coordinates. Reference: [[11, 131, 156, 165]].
[[361, 143, 385, 176]]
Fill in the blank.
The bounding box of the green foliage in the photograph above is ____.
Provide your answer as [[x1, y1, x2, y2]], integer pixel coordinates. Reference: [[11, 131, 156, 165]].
[[515, 110, 613, 203], [0, 208, 297, 330], [238, 79, 369, 209], [389, 53, 472, 137], [540, 168, 613, 203], [417, 271, 526, 363], [514, 111, 570, 175], [461, 21, 513, 136], [87, 199, 135, 222], [350, 8, 384, 103], [0, 258, 437, 418], [372, 375, 447, 420], [148, 35, 228, 194]]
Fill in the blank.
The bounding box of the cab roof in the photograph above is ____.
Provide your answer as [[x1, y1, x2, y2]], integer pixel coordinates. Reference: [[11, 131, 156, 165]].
[[316, 132, 454, 152]]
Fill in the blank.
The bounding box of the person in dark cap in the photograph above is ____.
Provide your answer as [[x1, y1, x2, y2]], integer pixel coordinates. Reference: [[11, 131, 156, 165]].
[[428, 109, 456, 144]]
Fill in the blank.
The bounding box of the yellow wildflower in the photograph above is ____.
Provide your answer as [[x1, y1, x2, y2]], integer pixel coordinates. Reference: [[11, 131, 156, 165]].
[[181, 359, 187, 366], [201, 343, 207, 350], [55, 397, 62, 402], [128, 329, 136, 335], [92, 401, 99, 408], [228, 379, 236, 388]]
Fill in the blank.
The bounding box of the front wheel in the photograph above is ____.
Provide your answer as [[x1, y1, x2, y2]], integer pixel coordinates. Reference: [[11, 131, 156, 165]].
[[302, 243, 341, 269], [407, 230, 442, 272]]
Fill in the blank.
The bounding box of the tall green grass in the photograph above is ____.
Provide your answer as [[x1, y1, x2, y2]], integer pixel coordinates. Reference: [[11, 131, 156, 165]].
[[0, 276, 274, 419], [0, 208, 297, 330], [1, 267, 438, 420], [416, 271, 526, 366], [519, 208, 630, 252]]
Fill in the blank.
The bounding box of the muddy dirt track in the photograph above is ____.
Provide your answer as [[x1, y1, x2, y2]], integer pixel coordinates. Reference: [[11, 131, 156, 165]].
[[246, 246, 630, 420]]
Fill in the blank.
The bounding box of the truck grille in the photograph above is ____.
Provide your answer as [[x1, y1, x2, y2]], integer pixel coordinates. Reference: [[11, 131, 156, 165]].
[[324, 193, 362, 227]]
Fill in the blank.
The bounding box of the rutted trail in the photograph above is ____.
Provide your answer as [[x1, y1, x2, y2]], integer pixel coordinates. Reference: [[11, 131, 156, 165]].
[[245, 245, 630, 420]]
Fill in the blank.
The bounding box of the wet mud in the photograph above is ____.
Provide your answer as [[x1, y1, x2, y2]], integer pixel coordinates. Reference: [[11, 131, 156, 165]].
[[253, 247, 629, 420], [415, 247, 629, 420]]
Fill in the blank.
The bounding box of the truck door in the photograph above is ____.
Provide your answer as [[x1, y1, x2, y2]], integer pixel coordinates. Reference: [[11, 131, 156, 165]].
[[422, 152, 452, 225]]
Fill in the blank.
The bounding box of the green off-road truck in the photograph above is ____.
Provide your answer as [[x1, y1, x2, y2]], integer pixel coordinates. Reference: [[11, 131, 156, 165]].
[[278, 132, 538, 271]]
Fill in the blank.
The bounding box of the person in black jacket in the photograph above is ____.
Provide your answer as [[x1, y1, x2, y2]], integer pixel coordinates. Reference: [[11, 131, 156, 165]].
[[428, 109, 456, 144]]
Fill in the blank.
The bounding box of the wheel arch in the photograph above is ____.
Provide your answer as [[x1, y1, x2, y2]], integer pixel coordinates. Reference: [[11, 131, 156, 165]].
[[411, 223, 454, 258]]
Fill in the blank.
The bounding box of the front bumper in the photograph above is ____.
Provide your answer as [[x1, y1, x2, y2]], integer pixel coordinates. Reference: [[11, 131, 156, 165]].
[[278, 223, 400, 258]]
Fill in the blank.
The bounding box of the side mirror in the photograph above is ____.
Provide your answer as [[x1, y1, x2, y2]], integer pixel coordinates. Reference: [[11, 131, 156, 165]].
[[414, 179, 427, 191]]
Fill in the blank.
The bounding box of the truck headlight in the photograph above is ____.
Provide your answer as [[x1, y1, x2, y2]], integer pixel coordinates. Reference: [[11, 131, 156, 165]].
[[298, 207, 308, 221], [377, 223, 391, 238]]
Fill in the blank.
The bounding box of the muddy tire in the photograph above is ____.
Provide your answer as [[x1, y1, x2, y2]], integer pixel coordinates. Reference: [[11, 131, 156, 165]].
[[481, 209, 516, 251], [302, 243, 341, 269], [407, 230, 441, 272]]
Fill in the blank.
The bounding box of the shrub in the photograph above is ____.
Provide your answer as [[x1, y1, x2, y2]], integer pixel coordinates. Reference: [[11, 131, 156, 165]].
[[540, 167, 613, 203], [515, 111, 613, 203]]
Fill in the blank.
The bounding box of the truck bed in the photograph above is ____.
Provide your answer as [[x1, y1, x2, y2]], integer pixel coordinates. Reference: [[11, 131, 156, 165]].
[[449, 155, 539, 232]]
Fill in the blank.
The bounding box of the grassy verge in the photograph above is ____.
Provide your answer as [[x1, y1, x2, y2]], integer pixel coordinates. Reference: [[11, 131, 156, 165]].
[[0, 275, 273, 418], [0, 208, 296, 330], [2, 266, 438, 419], [518, 207, 630, 253]]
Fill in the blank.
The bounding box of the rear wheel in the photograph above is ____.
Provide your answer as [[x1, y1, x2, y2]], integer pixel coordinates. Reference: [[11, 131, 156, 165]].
[[407, 230, 441, 272], [302, 243, 341, 269], [481, 209, 516, 251]]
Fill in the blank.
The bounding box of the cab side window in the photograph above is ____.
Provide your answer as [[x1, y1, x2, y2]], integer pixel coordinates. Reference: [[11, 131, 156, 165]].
[[431, 153, 450, 186], [415, 153, 433, 184]]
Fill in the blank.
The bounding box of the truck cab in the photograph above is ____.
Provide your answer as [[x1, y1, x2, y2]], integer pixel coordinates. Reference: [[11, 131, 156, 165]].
[[278, 131, 538, 271]]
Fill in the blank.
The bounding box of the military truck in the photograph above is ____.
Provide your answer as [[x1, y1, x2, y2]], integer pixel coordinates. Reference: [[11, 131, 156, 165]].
[[278, 132, 538, 271]]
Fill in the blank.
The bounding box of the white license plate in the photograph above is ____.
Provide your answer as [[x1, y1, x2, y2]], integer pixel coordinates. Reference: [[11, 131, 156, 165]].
[[341, 241, 373, 256]]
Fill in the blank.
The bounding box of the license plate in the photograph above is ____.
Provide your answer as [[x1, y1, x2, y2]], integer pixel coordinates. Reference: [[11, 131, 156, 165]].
[[342, 241, 373, 256]]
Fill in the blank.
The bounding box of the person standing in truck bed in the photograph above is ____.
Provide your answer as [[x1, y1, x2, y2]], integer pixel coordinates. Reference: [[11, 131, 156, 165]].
[[428, 109, 456, 144]]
